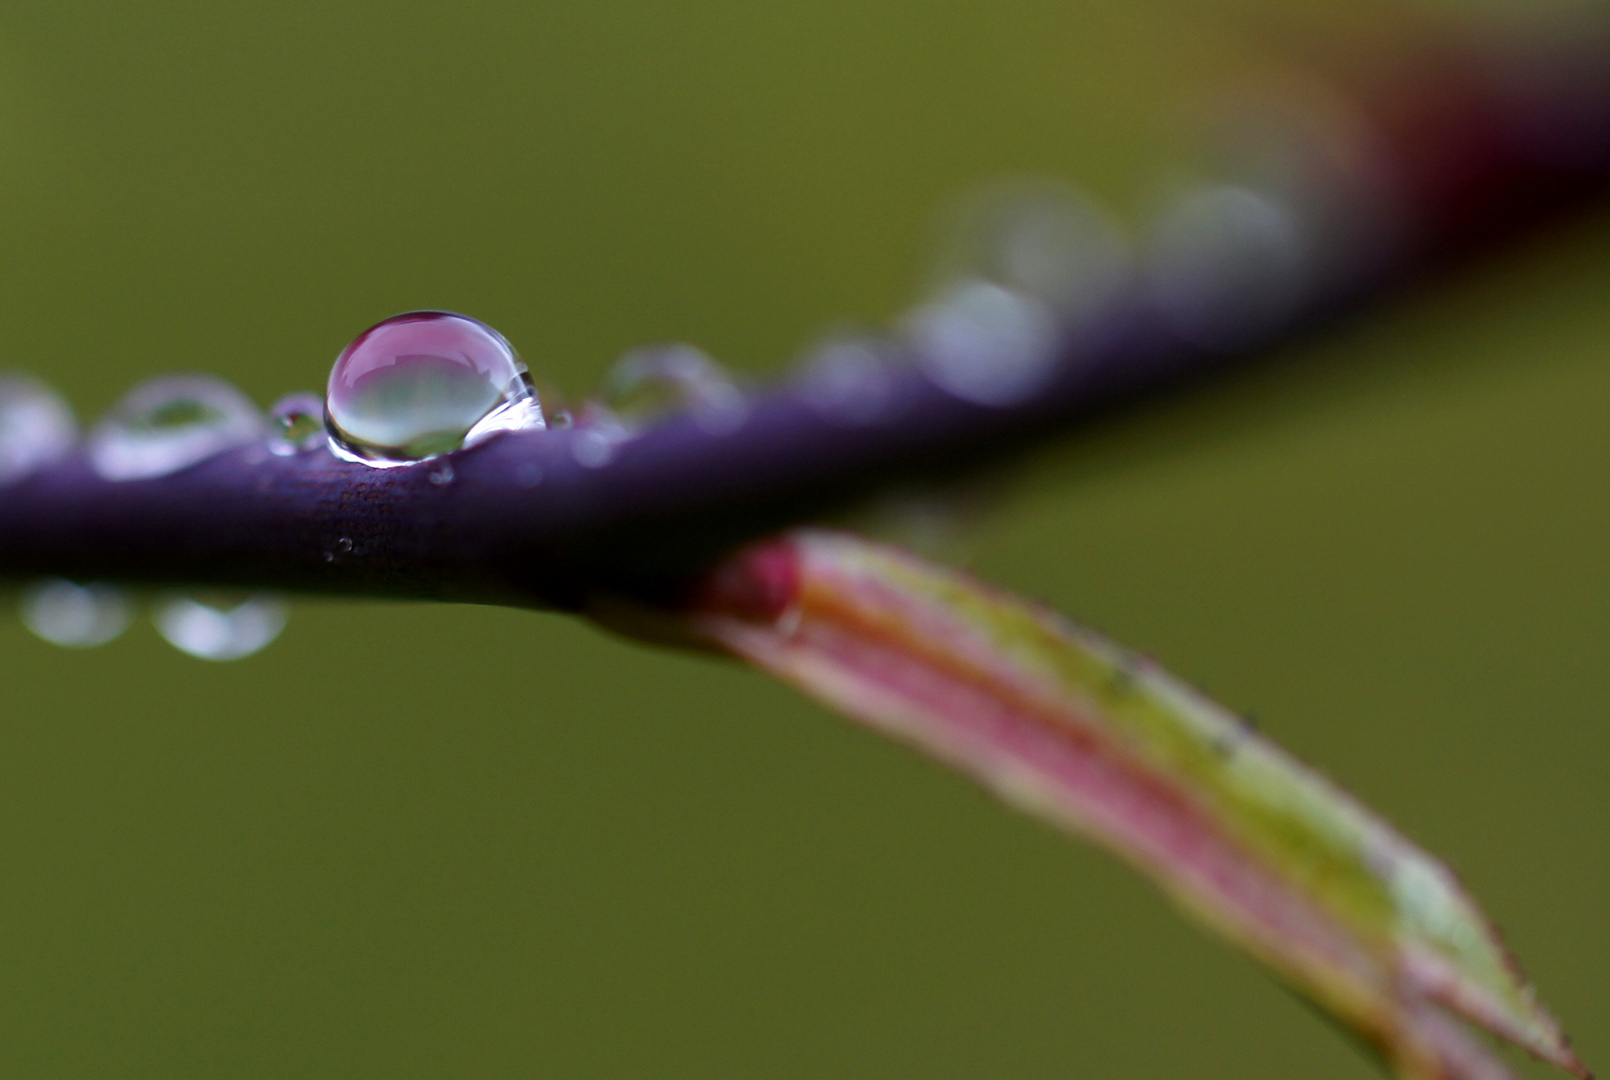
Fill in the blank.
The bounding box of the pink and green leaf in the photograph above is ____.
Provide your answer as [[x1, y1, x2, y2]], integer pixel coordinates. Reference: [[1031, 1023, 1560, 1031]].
[[688, 530, 1585, 1080]]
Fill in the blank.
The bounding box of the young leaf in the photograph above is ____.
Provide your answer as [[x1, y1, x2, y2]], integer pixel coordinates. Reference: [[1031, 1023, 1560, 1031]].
[[689, 530, 1585, 1080]]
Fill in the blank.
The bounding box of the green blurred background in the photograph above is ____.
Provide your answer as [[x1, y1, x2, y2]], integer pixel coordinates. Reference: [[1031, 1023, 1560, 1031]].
[[0, 0, 1603, 1076]]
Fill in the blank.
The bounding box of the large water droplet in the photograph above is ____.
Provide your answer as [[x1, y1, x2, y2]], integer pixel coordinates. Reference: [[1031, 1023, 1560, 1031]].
[[153, 593, 288, 661], [603, 343, 746, 434], [325, 311, 543, 466], [268, 392, 327, 455], [19, 579, 132, 647], [88, 375, 266, 481], [0, 373, 77, 485]]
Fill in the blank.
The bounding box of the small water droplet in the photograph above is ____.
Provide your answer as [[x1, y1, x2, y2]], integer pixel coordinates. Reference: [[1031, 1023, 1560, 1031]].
[[336, 537, 354, 553], [0, 374, 77, 485], [152, 593, 288, 661], [325, 311, 544, 467], [19, 579, 131, 647], [268, 392, 327, 455], [88, 375, 265, 481], [428, 462, 454, 485], [794, 333, 899, 426], [904, 279, 1061, 406], [930, 180, 1130, 324], [571, 424, 628, 469], [1146, 184, 1309, 351], [603, 343, 747, 434]]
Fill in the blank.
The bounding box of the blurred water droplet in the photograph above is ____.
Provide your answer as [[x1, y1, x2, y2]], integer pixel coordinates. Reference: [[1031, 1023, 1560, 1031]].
[[153, 593, 288, 661], [904, 279, 1061, 406], [604, 343, 747, 435], [0, 373, 77, 485], [87, 375, 265, 481], [571, 424, 628, 469], [793, 333, 899, 426], [931, 180, 1131, 324], [1146, 184, 1309, 351], [268, 392, 327, 455], [428, 462, 454, 485], [19, 579, 131, 647], [325, 311, 543, 467]]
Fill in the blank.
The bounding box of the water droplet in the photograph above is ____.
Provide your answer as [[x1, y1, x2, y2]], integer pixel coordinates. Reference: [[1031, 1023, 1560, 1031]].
[[603, 343, 747, 435], [88, 375, 265, 481], [152, 593, 288, 661], [0, 374, 77, 484], [19, 579, 131, 647], [428, 462, 454, 485], [336, 537, 354, 553], [793, 333, 900, 426], [570, 424, 629, 469], [325, 311, 544, 467], [930, 180, 1130, 324], [268, 392, 327, 455], [1146, 184, 1309, 351], [904, 279, 1061, 406]]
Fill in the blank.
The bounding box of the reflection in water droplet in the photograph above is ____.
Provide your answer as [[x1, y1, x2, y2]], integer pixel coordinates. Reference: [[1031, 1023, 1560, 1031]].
[[793, 334, 899, 426], [268, 392, 327, 455], [153, 593, 288, 661], [19, 579, 132, 647], [88, 375, 265, 481], [0, 374, 77, 485], [428, 462, 454, 485], [325, 311, 544, 467], [1147, 184, 1309, 351], [904, 279, 1061, 406], [604, 343, 747, 434]]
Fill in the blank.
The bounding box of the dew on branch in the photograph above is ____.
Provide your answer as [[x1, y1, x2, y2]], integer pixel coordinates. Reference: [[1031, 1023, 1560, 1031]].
[[603, 343, 747, 435], [324, 310, 544, 467], [87, 375, 265, 482], [0, 374, 77, 485], [267, 392, 328, 456], [19, 579, 132, 648], [152, 593, 288, 661]]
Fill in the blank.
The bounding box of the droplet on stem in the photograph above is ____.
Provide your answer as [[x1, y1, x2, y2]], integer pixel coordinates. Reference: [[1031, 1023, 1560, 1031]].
[[19, 580, 132, 647], [904, 279, 1061, 406], [325, 311, 543, 467], [603, 343, 746, 434], [268, 392, 327, 455], [88, 375, 266, 481], [1146, 184, 1309, 351], [929, 180, 1131, 324], [152, 593, 288, 661], [0, 374, 77, 485], [793, 332, 900, 427]]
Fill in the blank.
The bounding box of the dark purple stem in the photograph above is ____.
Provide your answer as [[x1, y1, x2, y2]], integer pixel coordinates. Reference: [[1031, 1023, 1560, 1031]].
[[2, 29, 1609, 612]]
